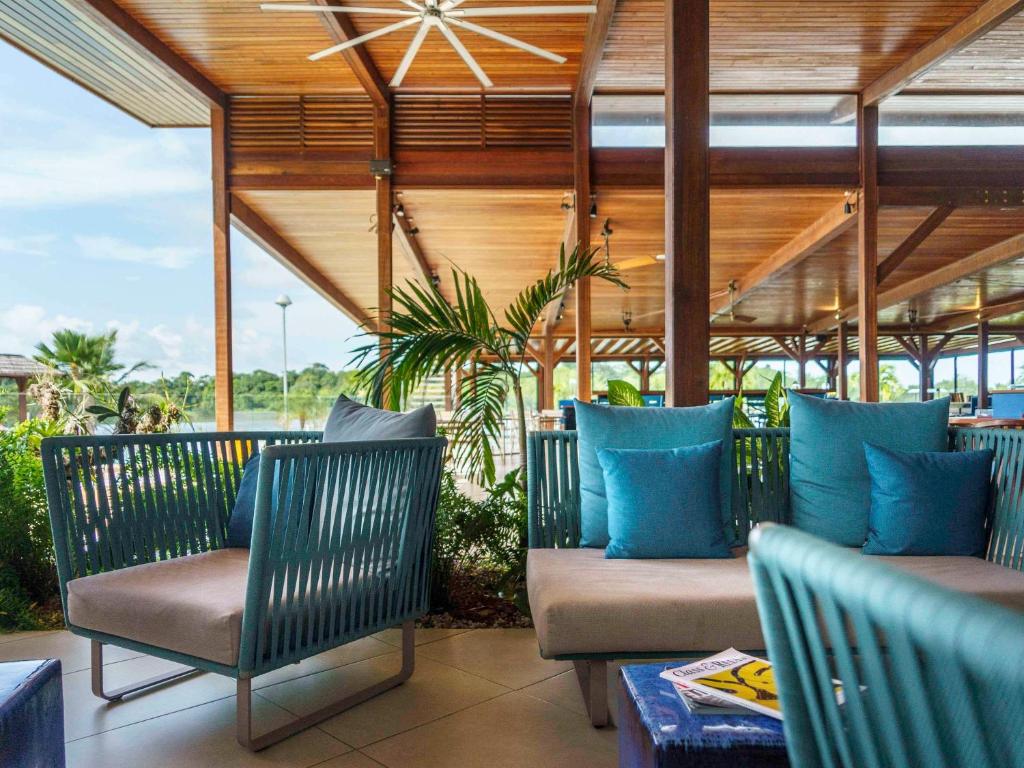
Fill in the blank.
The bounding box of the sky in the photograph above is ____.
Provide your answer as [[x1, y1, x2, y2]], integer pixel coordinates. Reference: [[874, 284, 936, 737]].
[[0, 43, 362, 381]]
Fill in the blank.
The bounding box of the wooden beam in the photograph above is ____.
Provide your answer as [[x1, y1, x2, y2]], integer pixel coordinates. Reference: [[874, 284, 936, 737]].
[[375, 106, 394, 364], [876, 204, 956, 285], [863, 0, 1024, 105], [393, 210, 433, 289], [314, 0, 389, 107], [211, 106, 233, 430], [979, 320, 990, 409], [710, 199, 857, 315], [546, 203, 577, 331], [574, 0, 618, 105], [772, 336, 802, 364], [574, 104, 593, 402], [925, 290, 1024, 333], [230, 196, 373, 327], [858, 99, 880, 402], [542, 331, 556, 410], [664, 0, 710, 407], [78, 0, 226, 110]]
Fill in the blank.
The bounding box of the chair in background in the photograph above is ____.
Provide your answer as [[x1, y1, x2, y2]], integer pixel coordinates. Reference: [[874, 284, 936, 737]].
[[750, 523, 1024, 768]]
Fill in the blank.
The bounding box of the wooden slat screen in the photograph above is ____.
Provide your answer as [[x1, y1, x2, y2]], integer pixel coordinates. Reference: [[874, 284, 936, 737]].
[[229, 96, 374, 150], [393, 95, 572, 149]]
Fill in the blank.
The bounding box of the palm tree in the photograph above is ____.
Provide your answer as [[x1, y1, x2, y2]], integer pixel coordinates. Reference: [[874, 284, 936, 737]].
[[34, 329, 148, 393], [353, 243, 627, 485]]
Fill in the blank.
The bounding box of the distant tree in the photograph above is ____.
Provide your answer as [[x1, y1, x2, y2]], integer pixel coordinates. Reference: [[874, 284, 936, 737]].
[[34, 329, 148, 395]]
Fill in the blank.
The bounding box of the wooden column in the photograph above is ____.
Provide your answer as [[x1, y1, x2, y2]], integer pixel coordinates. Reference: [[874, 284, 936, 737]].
[[664, 0, 710, 407], [837, 321, 849, 399], [797, 335, 807, 389], [640, 358, 651, 391], [211, 105, 234, 430], [374, 104, 394, 407], [542, 333, 556, 410], [443, 370, 453, 411], [16, 378, 28, 422], [919, 335, 930, 401], [857, 99, 880, 402], [574, 103, 593, 403], [978, 320, 990, 409]]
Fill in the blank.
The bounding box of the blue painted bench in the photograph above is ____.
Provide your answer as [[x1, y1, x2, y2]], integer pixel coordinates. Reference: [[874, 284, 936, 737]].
[[0, 658, 64, 767], [526, 427, 1024, 726]]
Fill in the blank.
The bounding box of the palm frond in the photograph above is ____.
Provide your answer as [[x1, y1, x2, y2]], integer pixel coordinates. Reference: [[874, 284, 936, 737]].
[[503, 242, 627, 343], [449, 362, 510, 485]]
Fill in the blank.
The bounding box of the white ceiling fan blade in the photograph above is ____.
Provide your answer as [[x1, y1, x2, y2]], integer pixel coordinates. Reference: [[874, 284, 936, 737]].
[[398, 0, 425, 9], [308, 16, 421, 60], [435, 20, 493, 88], [445, 18, 566, 63], [262, 3, 419, 14], [452, 5, 597, 16], [390, 21, 431, 86], [439, 0, 467, 9]]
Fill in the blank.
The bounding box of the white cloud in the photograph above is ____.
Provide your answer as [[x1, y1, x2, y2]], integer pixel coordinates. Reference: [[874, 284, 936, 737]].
[[76, 235, 204, 270], [0, 304, 93, 356], [0, 234, 57, 258]]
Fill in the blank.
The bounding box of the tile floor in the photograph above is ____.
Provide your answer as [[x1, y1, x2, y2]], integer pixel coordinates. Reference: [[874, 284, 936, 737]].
[[0, 627, 621, 768]]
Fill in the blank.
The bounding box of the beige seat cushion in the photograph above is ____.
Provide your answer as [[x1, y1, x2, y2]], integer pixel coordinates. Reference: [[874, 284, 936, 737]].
[[67, 549, 249, 667], [527, 547, 1024, 658]]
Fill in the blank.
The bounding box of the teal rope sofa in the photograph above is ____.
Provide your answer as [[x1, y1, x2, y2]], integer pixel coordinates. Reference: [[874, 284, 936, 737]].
[[526, 427, 1024, 727], [41, 431, 445, 750], [750, 523, 1024, 768]]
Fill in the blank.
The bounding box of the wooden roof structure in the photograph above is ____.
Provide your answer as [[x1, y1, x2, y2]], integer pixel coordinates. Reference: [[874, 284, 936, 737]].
[[4, 0, 1023, 422]]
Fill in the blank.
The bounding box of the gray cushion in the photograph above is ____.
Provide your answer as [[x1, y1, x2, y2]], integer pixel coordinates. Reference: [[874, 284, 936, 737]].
[[527, 547, 1024, 658], [323, 395, 436, 442]]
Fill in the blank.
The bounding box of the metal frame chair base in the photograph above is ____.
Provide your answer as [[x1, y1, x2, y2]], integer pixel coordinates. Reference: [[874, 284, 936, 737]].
[[91, 640, 202, 701], [236, 620, 416, 751], [573, 660, 609, 727]]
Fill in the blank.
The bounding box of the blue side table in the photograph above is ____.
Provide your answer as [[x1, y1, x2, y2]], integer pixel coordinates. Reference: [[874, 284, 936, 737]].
[[619, 663, 789, 768], [0, 659, 66, 768]]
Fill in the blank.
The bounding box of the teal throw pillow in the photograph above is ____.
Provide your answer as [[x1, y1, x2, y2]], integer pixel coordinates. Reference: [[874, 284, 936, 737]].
[[863, 443, 993, 556], [788, 392, 950, 546], [575, 397, 735, 548], [598, 441, 732, 559]]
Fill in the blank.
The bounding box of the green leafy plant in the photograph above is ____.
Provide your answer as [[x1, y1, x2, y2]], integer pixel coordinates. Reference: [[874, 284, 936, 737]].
[[733, 372, 790, 429], [87, 385, 188, 434], [352, 243, 627, 485], [607, 379, 645, 407]]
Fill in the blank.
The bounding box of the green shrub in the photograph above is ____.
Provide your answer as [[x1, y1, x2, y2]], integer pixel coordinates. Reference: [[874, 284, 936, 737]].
[[0, 420, 61, 630]]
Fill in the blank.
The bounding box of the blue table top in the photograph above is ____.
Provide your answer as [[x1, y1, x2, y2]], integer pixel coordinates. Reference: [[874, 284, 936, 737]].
[[621, 663, 786, 753]]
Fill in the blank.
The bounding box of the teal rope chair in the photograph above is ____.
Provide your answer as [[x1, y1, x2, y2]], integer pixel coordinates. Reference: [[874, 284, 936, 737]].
[[41, 431, 445, 750], [749, 524, 1024, 768]]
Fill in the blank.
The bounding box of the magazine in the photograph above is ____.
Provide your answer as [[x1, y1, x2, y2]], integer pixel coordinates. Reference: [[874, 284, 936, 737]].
[[669, 679, 751, 716], [660, 648, 842, 720]]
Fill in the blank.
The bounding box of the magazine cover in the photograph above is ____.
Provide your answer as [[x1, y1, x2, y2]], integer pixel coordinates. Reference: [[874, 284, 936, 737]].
[[660, 648, 841, 720]]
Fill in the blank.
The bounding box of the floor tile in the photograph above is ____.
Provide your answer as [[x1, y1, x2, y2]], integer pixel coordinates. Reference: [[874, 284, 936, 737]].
[[0, 630, 55, 645], [0, 630, 142, 674], [65, 693, 350, 768], [253, 637, 395, 689], [417, 629, 571, 689], [372, 627, 471, 648], [259, 652, 508, 748], [362, 690, 618, 768], [313, 751, 385, 767], [62, 654, 236, 741]]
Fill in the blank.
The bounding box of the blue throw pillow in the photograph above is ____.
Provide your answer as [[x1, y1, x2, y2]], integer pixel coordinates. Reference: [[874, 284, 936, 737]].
[[788, 392, 949, 546], [599, 442, 732, 559], [863, 443, 993, 556], [226, 452, 262, 548], [575, 397, 735, 548]]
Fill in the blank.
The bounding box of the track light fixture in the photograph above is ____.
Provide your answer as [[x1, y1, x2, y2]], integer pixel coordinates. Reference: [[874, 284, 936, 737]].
[[843, 190, 856, 215], [394, 203, 406, 217], [622, 310, 632, 331], [409, 225, 420, 235], [589, 198, 598, 218]]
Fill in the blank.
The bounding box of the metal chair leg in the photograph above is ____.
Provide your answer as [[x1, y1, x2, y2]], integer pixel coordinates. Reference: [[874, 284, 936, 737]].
[[573, 659, 609, 727], [236, 619, 416, 751], [91, 640, 201, 702]]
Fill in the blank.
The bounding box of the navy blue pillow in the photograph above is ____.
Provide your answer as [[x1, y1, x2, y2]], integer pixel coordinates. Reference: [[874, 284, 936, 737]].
[[226, 452, 262, 548], [598, 441, 732, 559], [863, 443, 994, 557]]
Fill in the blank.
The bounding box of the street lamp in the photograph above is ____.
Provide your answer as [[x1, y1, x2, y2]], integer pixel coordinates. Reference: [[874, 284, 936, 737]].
[[275, 294, 292, 428]]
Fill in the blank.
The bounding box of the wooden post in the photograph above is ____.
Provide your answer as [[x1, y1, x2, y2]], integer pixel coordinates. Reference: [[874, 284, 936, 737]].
[[16, 378, 28, 422], [978, 320, 990, 409], [374, 104, 393, 406], [211, 105, 234, 430], [797, 335, 807, 389], [664, 0, 710, 407], [919, 335, 930, 401], [640, 358, 651, 391], [857, 99, 880, 402], [733, 355, 745, 392], [574, 103, 593, 403], [542, 333, 556, 410], [443, 370, 453, 412], [837, 321, 849, 400]]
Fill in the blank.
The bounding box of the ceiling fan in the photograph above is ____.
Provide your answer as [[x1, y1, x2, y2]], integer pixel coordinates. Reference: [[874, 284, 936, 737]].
[[712, 280, 757, 324], [260, 1, 597, 88]]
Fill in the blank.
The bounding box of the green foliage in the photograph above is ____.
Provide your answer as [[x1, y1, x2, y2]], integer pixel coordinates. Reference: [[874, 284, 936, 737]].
[[35, 329, 149, 394], [607, 379, 645, 407], [763, 372, 790, 428], [431, 467, 528, 614], [0, 420, 61, 630], [352, 242, 627, 485]]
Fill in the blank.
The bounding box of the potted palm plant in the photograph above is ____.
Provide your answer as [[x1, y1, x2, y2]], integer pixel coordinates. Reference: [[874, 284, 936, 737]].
[[352, 243, 626, 485]]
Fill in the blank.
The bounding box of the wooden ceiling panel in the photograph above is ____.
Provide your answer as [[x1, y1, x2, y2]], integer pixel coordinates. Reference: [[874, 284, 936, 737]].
[[596, 0, 985, 92], [908, 13, 1024, 93]]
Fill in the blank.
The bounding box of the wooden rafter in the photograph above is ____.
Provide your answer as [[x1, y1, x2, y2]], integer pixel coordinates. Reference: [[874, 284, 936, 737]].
[[927, 290, 1024, 333], [545, 201, 577, 331], [230, 195, 374, 328], [863, 0, 1024, 105], [314, 0, 389, 107], [393, 210, 434, 288], [78, 0, 226, 109], [574, 0, 618, 105], [710, 199, 857, 315], [876, 204, 956, 284]]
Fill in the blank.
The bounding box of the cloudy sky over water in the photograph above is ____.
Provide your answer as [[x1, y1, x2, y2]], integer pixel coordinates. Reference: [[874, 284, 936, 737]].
[[0, 44, 361, 380]]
